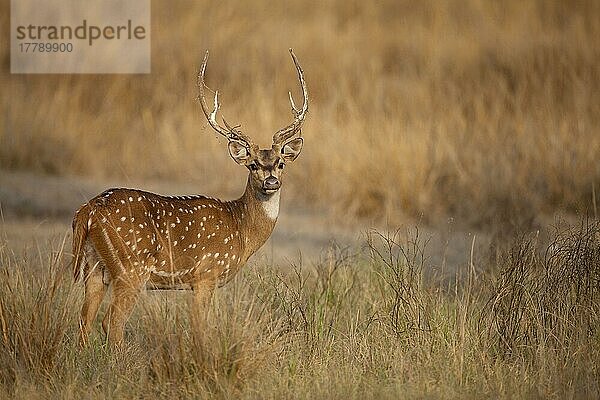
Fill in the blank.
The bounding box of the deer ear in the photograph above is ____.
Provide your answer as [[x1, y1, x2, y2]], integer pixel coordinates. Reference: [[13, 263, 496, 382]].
[[228, 141, 250, 165], [281, 137, 303, 162]]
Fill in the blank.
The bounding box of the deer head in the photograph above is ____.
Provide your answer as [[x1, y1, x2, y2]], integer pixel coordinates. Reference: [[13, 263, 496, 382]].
[[197, 49, 308, 197]]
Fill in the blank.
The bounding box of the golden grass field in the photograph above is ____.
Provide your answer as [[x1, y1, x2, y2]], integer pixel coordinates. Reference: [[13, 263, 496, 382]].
[[1, 0, 600, 398], [1, 224, 599, 399]]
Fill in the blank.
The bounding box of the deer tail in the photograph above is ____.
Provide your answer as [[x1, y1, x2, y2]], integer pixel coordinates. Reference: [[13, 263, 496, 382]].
[[72, 204, 91, 282]]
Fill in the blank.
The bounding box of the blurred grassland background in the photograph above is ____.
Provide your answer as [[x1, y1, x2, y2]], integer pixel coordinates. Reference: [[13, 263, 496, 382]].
[[2, 0, 599, 228]]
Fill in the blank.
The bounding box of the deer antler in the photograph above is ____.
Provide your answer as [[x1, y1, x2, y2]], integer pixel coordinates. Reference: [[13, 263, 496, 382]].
[[197, 51, 253, 146], [273, 49, 309, 145]]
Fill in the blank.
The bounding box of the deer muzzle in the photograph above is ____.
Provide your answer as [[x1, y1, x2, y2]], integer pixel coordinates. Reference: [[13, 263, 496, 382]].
[[263, 176, 281, 192]]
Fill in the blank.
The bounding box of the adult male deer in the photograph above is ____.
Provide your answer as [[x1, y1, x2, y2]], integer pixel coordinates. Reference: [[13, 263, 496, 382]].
[[72, 49, 308, 344]]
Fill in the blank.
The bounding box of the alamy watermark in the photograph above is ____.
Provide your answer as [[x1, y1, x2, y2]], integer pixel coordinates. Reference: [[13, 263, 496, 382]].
[[11, 0, 150, 73]]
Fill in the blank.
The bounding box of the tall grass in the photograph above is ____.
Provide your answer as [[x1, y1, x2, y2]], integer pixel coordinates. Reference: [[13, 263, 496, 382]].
[[2, 0, 600, 227], [0, 219, 598, 398]]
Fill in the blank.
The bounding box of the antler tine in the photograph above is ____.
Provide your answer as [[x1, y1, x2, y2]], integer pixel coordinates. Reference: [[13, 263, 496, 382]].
[[222, 117, 245, 137], [197, 51, 251, 145], [288, 91, 300, 115], [273, 49, 309, 145]]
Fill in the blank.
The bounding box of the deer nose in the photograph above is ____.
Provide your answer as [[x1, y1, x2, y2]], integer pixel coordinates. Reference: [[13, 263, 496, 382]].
[[263, 176, 281, 190]]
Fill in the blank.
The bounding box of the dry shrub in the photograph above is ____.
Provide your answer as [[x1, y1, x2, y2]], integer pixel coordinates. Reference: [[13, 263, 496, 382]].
[[252, 245, 358, 361], [489, 219, 600, 359], [366, 229, 433, 343]]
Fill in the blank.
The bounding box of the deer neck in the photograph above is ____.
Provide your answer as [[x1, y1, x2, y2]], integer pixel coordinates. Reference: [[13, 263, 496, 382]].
[[235, 176, 280, 260]]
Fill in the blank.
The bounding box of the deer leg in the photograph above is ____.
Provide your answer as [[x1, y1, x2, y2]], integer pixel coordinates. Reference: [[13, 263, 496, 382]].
[[102, 281, 142, 345], [79, 265, 107, 346], [191, 279, 216, 309], [190, 279, 216, 330]]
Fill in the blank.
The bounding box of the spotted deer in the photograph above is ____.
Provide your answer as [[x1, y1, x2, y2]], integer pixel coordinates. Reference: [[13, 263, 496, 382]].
[[72, 49, 308, 344]]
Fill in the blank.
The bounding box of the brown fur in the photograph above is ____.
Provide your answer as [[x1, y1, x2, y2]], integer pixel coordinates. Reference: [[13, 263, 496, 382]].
[[73, 142, 303, 344]]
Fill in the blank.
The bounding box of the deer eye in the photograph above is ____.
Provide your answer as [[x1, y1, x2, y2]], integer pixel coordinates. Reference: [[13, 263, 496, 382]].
[[278, 162, 285, 170], [249, 163, 259, 171]]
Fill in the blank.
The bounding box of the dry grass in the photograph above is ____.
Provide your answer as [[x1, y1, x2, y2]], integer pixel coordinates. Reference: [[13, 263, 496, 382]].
[[2, 0, 600, 228], [0, 220, 599, 399]]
